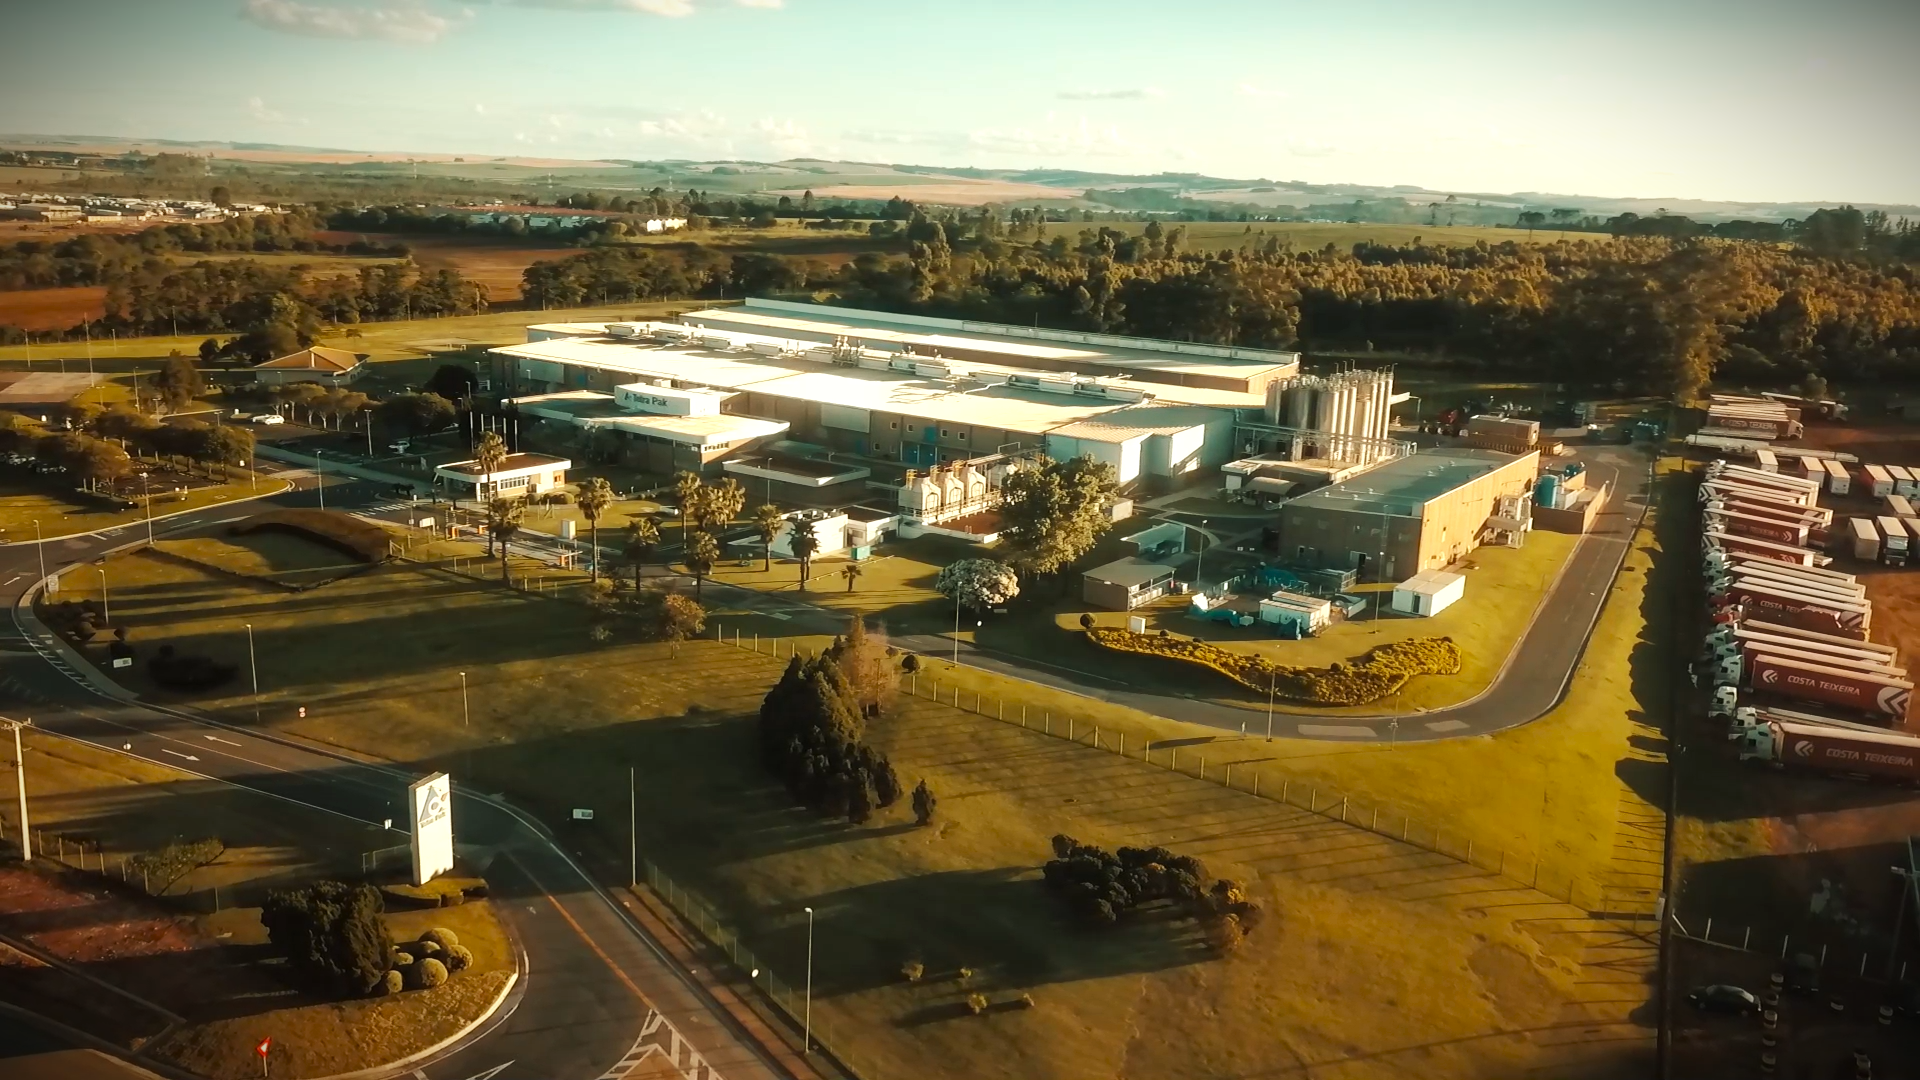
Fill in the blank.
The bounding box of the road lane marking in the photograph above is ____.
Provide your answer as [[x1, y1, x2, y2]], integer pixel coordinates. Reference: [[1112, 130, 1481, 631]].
[[1425, 719, 1470, 732], [540, 885, 651, 1006], [1296, 724, 1374, 738], [203, 734, 243, 746], [158, 748, 201, 761]]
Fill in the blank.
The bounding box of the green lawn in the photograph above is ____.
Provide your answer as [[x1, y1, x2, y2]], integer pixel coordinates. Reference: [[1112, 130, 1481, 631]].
[[63, 510, 1661, 1080], [709, 522, 1578, 716], [12, 729, 390, 902], [0, 475, 287, 544]]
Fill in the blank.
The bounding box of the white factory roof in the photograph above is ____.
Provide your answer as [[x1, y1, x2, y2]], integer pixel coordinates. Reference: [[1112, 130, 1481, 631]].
[[507, 390, 788, 447], [503, 329, 1261, 410], [1045, 405, 1221, 443], [681, 300, 1297, 384], [495, 337, 1160, 436]]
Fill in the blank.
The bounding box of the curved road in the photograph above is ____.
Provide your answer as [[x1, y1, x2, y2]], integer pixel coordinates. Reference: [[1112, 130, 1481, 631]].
[[900, 444, 1655, 744], [0, 473, 798, 1080]]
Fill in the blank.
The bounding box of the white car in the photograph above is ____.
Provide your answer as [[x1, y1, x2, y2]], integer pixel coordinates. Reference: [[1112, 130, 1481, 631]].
[[252, 413, 285, 425]]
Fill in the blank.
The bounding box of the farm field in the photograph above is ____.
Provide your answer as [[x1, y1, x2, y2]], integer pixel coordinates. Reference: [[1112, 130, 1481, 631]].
[[0, 302, 697, 369], [66, 530, 1658, 1080], [0, 286, 109, 332]]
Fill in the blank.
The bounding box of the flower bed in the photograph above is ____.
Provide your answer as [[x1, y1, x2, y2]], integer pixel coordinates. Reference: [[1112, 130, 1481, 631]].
[[1084, 629, 1462, 706]]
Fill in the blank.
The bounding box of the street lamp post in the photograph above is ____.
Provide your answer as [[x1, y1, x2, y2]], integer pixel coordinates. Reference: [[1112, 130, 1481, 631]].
[[460, 672, 470, 729], [314, 451, 326, 511], [140, 471, 154, 547], [952, 594, 962, 666], [1193, 518, 1209, 587], [1389, 717, 1399, 750], [245, 623, 259, 696], [3, 718, 29, 861], [802, 899, 817, 1053], [32, 520, 45, 585], [94, 566, 109, 627], [1266, 674, 1276, 741]]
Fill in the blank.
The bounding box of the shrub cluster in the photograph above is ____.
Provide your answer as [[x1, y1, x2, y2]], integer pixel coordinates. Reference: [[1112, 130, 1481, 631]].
[[260, 881, 394, 995], [126, 836, 224, 894], [1084, 629, 1461, 706], [1041, 834, 1264, 948], [148, 643, 237, 691], [231, 508, 392, 563], [759, 650, 902, 824]]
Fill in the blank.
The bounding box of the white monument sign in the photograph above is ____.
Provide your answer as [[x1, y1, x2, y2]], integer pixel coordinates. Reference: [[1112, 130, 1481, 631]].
[[409, 772, 454, 886]]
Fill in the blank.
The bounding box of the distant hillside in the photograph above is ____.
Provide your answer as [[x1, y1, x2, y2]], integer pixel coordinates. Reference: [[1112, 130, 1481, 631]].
[[1, 133, 1914, 222]]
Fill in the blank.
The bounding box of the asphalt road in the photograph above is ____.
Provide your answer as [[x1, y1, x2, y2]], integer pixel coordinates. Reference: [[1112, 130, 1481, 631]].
[[0, 471, 794, 1080]]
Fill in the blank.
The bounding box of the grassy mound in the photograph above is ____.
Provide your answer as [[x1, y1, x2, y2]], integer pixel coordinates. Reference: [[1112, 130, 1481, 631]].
[[230, 509, 392, 564], [1085, 629, 1462, 706]]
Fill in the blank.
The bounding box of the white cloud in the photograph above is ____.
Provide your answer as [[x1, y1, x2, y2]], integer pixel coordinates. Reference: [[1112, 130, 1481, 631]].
[[505, 0, 693, 13], [240, 0, 463, 43], [473, 102, 486, 114], [247, 96, 288, 123], [756, 117, 811, 157], [635, 109, 728, 141], [968, 117, 1139, 158], [1057, 87, 1165, 101], [735, 0, 783, 7], [1236, 82, 1285, 99]]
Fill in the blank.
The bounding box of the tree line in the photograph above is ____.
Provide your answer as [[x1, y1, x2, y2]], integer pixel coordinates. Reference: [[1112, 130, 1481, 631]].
[[508, 211, 1917, 400]]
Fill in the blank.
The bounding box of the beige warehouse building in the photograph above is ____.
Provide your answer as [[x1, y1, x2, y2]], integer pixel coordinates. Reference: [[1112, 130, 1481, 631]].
[[1279, 447, 1540, 580]]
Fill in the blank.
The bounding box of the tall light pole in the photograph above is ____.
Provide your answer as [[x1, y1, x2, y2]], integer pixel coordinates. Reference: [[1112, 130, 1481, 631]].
[[140, 471, 154, 547], [3, 718, 29, 861], [314, 451, 326, 511], [245, 623, 259, 696], [1193, 518, 1209, 586], [32, 520, 45, 585], [459, 672, 469, 729], [94, 565, 109, 627], [802, 899, 817, 1053], [629, 765, 637, 889], [1266, 674, 1276, 741], [952, 593, 962, 666]]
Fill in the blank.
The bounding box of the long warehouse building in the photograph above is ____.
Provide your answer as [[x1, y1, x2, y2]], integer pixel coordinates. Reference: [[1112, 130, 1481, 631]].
[[488, 303, 1305, 484]]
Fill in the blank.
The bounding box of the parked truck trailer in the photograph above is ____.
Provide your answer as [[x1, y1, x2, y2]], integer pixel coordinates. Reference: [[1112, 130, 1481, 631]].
[[1745, 653, 1911, 722], [1702, 530, 1830, 567], [1736, 719, 1920, 782]]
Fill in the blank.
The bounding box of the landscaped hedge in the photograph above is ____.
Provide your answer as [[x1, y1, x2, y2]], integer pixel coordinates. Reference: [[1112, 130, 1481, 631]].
[[230, 509, 392, 564], [1085, 629, 1461, 706]]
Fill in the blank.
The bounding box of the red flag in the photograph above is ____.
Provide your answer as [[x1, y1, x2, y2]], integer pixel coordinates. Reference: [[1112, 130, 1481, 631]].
[[256, 1037, 272, 1057]]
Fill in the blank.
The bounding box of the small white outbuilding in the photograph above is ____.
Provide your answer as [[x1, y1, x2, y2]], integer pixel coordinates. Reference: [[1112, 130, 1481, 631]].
[[1391, 570, 1465, 618]]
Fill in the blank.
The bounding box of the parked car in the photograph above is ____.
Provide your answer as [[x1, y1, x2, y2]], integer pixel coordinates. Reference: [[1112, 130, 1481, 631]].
[[252, 413, 285, 425], [1688, 984, 1760, 1016]]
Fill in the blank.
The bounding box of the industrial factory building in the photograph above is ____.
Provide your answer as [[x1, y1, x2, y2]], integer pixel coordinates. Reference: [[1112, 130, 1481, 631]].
[[1279, 447, 1540, 580], [489, 301, 1306, 487]]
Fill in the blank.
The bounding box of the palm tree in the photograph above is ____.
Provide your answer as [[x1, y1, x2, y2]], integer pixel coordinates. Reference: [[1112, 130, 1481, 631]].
[[577, 476, 615, 583], [672, 470, 703, 552], [750, 503, 784, 570], [791, 526, 819, 592], [705, 477, 746, 533], [622, 516, 660, 590], [474, 431, 508, 551], [487, 495, 524, 587], [686, 529, 720, 599], [842, 563, 862, 593]]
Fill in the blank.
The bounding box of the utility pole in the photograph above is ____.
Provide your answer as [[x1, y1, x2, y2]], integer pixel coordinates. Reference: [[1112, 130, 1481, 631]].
[[3, 719, 29, 861], [802, 899, 817, 1053], [629, 765, 637, 889]]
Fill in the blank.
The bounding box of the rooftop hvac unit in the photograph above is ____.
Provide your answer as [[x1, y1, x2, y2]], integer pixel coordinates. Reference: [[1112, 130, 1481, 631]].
[[915, 362, 955, 379], [804, 346, 836, 364], [749, 341, 783, 356], [699, 335, 732, 350], [607, 323, 642, 339]]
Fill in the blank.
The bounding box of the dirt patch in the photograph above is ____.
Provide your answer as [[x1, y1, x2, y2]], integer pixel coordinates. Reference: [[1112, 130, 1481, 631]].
[[0, 286, 109, 331], [1467, 940, 1563, 1027]]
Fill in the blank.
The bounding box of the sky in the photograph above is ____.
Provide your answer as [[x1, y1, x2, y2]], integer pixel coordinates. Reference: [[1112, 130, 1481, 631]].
[[1, 0, 1917, 205]]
